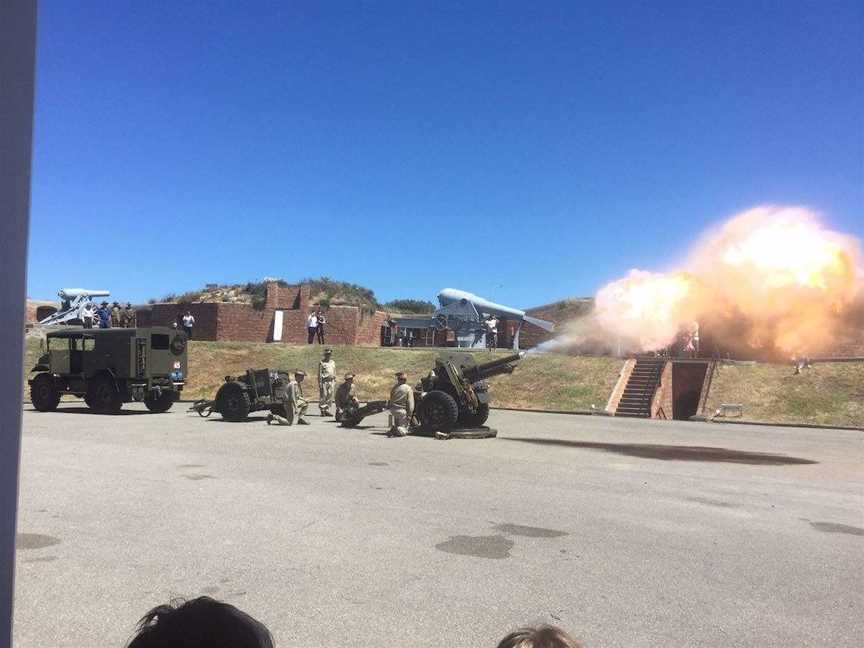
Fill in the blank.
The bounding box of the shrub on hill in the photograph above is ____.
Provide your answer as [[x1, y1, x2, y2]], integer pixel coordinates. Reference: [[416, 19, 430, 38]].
[[383, 299, 436, 314]]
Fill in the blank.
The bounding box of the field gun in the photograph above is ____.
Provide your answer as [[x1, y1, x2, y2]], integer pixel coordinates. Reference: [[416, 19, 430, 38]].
[[190, 368, 291, 422], [413, 351, 524, 433]]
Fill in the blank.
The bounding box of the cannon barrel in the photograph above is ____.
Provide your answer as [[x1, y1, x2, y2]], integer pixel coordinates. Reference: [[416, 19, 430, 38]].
[[463, 352, 525, 381]]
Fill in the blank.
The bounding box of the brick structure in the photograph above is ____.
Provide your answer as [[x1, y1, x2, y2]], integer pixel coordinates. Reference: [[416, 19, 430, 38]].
[[136, 282, 389, 345], [521, 298, 594, 349]]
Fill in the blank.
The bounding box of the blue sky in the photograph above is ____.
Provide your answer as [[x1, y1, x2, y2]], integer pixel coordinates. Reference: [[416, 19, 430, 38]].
[[28, 1, 863, 308]]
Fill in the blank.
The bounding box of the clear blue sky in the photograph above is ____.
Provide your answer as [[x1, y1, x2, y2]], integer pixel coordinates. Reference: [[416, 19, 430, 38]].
[[28, 1, 863, 308]]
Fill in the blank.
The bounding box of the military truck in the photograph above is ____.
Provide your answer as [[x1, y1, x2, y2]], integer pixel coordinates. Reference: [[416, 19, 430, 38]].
[[28, 327, 187, 413]]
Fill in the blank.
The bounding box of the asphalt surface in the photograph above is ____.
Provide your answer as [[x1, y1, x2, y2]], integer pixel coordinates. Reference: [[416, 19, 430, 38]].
[[13, 404, 864, 647]]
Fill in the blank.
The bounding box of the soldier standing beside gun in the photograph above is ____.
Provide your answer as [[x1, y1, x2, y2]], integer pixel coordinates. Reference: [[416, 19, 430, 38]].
[[387, 371, 414, 437], [123, 302, 136, 328], [111, 301, 122, 328], [334, 373, 358, 422], [267, 370, 309, 425], [318, 348, 336, 416]]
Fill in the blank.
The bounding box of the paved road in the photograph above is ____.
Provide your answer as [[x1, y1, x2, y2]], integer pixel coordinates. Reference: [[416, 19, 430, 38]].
[[13, 404, 864, 647]]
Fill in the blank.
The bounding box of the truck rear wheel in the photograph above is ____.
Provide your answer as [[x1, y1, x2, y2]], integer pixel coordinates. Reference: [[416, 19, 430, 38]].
[[418, 390, 459, 434], [86, 375, 122, 414], [30, 374, 60, 412], [217, 382, 251, 422], [145, 390, 175, 413]]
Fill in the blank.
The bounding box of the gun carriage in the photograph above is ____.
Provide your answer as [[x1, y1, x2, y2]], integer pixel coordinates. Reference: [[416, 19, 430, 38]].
[[191, 368, 292, 422]]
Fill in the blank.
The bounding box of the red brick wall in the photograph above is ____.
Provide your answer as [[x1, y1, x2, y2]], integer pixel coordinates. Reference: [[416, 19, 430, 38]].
[[136, 283, 391, 347]]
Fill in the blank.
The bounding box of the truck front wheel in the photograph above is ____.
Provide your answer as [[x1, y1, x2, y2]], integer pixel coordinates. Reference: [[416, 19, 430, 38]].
[[31, 374, 60, 412]]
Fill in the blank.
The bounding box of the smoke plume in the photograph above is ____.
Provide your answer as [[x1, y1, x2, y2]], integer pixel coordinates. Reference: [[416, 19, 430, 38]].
[[567, 206, 863, 358]]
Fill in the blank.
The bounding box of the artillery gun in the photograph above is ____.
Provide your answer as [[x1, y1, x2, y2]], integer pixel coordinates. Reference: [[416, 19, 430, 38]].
[[191, 368, 293, 422], [413, 351, 524, 434], [38, 288, 111, 326]]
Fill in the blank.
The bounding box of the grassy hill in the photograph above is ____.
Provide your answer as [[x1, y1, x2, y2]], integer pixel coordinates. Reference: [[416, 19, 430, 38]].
[[184, 343, 622, 410], [705, 361, 864, 428]]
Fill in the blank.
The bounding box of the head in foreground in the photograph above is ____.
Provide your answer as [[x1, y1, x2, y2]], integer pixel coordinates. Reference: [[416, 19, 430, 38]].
[[126, 596, 273, 648], [496, 625, 581, 648]]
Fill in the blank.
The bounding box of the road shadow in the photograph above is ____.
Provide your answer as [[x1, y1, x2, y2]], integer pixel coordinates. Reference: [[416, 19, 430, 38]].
[[31, 406, 151, 416], [205, 416, 269, 424], [501, 438, 817, 465]]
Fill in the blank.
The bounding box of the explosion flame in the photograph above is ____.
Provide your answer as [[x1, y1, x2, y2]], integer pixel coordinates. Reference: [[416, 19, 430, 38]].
[[588, 206, 862, 357]]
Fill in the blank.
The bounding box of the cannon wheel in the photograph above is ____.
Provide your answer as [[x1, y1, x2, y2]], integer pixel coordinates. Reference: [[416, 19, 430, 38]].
[[86, 374, 123, 414], [418, 390, 459, 434], [145, 390, 175, 413], [217, 381, 251, 422], [458, 403, 489, 427], [340, 413, 363, 428]]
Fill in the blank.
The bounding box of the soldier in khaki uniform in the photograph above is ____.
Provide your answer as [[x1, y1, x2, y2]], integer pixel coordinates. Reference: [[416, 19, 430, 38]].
[[111, 302, 122, 328], [267, 371, 309, 425], [318, 348, 336, 416], [334, 373, 359, 422], [388, 371, 414, 437], [123, 302, 136, 328]]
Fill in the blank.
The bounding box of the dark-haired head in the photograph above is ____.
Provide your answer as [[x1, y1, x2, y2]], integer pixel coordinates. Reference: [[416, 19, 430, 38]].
[[495, 625, 581, 648], [126, 596, 273, 648]]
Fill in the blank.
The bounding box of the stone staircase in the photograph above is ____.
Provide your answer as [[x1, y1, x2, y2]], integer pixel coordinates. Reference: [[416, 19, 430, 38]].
[[615, 357, 666, 418]]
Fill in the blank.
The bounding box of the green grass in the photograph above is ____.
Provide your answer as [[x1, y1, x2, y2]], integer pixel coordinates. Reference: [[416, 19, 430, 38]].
[[705, 361, 864, 428]]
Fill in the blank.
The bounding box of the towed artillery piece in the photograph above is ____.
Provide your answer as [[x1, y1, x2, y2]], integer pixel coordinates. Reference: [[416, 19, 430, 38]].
[[412, 351, 524, 434], [191, 368, 291, 422], [337, 352, 525, 434]]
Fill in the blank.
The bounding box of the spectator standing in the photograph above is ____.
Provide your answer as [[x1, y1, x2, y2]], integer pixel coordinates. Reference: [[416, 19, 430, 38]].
[[81, 300, 96, 329], [182, 310, 195, 339], [97, 301, 111, 328], [316, 309, 327, 344], [487, 317, 498, 350], [306, 311, 318, 344]]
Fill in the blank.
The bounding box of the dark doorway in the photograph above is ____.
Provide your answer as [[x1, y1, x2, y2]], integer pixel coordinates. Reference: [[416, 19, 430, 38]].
[[672, 361, 708, 420]]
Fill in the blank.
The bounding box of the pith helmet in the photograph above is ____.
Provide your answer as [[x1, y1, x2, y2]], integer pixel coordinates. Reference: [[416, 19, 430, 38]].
[[395, 371, 407, 379], [294, 370, 306, 377], [345, 373, 355, 380]]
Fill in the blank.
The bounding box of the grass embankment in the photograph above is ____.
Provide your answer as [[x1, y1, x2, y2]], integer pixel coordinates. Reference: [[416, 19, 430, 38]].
[[705, 362, 864, 428], [186, 343, 623, 411]]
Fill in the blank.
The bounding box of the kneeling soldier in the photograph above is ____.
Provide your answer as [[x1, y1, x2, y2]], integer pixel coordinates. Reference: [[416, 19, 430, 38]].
[[388, 371, 414, 437], [268, 370, 309, 426], [335, 373, 359, 422]]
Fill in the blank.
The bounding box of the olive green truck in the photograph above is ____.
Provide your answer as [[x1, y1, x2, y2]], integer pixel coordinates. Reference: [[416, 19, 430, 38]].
[[29, 327, 188, 414]]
